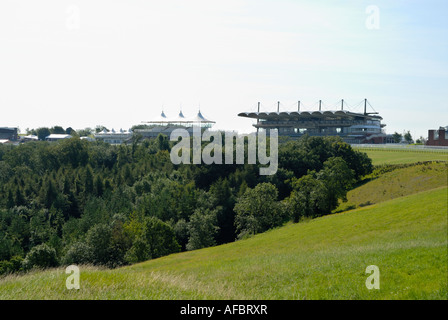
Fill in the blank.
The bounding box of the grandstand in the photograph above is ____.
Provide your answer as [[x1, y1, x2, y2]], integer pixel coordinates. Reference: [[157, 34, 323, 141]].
[[134, 110, 215, 139], [238, 99, 386, 144]]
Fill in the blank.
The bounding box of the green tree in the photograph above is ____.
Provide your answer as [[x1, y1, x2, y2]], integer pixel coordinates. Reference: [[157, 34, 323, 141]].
[[392, 132, 402, 143], [186, 208, 219, 251], [86, 223, 112, 266], [403, 131, 413, 144], [234, 182, 286, 238], [22, 243, 58, 270], [288, 174, 327, 222], [144, 217, 180, 258], [36, 127, 51, 141], [316, 157, 355, 212], [51, 126, 66, 134]]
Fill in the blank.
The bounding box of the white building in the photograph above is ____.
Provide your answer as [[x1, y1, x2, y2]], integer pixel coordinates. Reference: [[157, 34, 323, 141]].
[[94, 129, 132, 144], [45, 134, 72, 141]]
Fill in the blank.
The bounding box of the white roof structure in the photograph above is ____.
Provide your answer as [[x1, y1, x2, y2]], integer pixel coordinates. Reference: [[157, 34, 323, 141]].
[[144, 110, 215, 125], [23, 135, 38, 140], [45, 134, 72, 140], [185, 110, 215, 123]]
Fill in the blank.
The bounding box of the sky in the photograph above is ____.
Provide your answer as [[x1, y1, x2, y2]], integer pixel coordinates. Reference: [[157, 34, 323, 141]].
[[0, 0, 447, 139]]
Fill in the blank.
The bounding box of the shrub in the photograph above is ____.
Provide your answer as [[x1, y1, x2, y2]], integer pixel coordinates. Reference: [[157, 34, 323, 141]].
[[62, 242, 93, 266], [22, 244, 58, 270]]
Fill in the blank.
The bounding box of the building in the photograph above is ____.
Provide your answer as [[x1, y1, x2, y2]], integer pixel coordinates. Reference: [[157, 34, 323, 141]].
[[22, 135, 39, 142], [94, 129, 132, 144], [0, 127, 19, 141], [134, 110, 216, 139], [238, 100, 386, 144], [426, 126, 448, 146], [45, 134, 72, 141]]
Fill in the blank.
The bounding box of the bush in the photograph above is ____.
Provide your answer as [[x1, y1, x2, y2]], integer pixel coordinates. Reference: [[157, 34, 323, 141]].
[[22, 244, 58, 270], [62, 242, 93, 266]]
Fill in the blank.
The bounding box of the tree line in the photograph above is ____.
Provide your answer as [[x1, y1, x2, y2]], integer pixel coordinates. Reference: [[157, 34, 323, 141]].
[[0, 134, 372, 274]]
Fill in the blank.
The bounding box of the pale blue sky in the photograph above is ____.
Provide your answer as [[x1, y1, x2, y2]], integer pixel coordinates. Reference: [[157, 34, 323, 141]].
[[0, 0, 447, 139]]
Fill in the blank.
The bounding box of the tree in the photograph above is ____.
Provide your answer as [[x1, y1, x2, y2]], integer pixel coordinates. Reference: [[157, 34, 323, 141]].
[[316, 157, 355, 212], [186, 208, 219, 251], [22, 243, 58, 270], [288, 174, 327, 222], [288, 157, 355, 222], [62, 241, 93, 266], [65, 127, 76, 135], [403, 131, 413, 144], [36, 127, 51, 141], [51, 126, 66, 134], [392, 132, 402, 143], [234, 182, 287, 238], [86, 223, 112, 266], [144, 217, 180, 258]]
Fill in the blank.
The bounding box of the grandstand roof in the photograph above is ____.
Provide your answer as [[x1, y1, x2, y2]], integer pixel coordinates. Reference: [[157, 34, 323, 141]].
[[238, 110, 382, 121], [144, 110, 215, 124]]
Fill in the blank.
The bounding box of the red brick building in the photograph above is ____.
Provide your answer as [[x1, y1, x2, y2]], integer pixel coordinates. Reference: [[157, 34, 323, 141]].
[[427, 126, 448, 146]]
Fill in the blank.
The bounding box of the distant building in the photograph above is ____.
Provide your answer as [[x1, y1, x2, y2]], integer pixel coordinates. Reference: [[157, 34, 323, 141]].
[[238, 99, 386, 144], [426, 126, 448, 146], [45, 134, 72, 141], [0, 127, 19, 141], [22, 135, 39, 142], [135, 110, 216, 139], [80, 136, 95, 142], [94, 129, 132, 144], [0, 139, 14, 145]]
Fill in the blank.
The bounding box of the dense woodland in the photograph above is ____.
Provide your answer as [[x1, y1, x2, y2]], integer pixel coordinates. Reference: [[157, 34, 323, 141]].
[[0, 134, 372, 274]]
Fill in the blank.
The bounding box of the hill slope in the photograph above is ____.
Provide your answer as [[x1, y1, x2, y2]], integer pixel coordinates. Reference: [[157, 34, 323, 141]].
[[335, 162, 447, 212], [1, 186, 446, 300]]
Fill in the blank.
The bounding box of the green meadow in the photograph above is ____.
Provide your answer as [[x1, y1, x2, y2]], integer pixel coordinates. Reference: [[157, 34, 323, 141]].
[[335, 161, 447, 212], [1, 186, 446, 300], [355, 147, 448, 165]]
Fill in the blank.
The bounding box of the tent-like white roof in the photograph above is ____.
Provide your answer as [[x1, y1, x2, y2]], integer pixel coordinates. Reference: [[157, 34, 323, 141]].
[[185, 110, 215, 123], [144, 110, 215, 124]]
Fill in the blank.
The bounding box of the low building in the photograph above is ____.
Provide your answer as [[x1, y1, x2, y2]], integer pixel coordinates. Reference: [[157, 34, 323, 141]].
[[0, 139, 14, 145], [0, 127, 19, 141], [135, 110, 216, 139], [426, 126, 448, 146], [22, 135, 39, 142], [45, 134, 72, 141], [94, 129, 132, 144]]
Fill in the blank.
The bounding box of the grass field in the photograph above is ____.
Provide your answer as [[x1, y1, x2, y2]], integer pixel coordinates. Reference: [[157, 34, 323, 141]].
[[335, 162, 447, 212], [355, 147, 448, 165], [1, 186, 446, 300]]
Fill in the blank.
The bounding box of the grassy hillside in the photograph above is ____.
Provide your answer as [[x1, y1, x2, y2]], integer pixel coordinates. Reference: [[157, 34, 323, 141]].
[[1, 186, 446, 300], [355, 148, 448, 165], [335, 162, 447, 212]]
